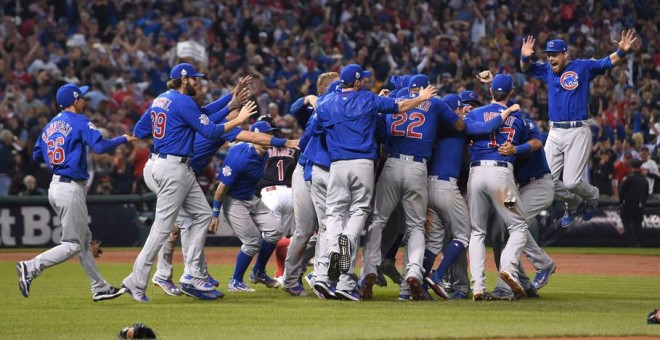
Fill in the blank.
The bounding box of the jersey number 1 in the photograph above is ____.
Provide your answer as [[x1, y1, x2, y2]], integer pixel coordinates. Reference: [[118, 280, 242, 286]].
[[276, 159, 284, 181], [151, 111, 167, 139], [391, 113, 425, 139], [47, 137, 65, 165], [488, 127, 515, 147]]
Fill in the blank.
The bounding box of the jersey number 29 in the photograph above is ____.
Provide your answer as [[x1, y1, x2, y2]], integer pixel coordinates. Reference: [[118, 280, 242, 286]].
[[391, 113, 425, 139], [47, 137, 65, 165], [151, 111, 167, 139]]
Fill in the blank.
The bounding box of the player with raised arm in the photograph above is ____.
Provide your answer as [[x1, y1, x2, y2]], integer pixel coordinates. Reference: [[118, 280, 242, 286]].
[[519, 30, 637, 228], [121, 63, 253, 302], [17, 83, 135, 301]]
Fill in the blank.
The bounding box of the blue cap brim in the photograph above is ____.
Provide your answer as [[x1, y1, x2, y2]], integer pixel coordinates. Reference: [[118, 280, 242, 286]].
[[363, 71, 371, 78], [542, 49, 566, 53], [79, 85, 89, 95]]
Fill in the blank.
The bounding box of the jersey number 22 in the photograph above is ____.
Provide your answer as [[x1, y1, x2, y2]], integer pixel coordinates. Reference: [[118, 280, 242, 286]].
[[391, 113, 425, 139]]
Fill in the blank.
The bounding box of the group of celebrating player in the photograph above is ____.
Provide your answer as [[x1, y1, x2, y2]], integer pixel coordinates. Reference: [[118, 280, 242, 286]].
[[16, 30, 637, 303]]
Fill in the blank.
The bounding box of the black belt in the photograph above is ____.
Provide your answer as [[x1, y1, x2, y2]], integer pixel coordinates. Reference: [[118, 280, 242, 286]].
[[470, 160, 510, 168], [57, 176, 85, 183], [550, 121, 585, 128], [158, 153, 189, 163], [389, 153, 426, 163]]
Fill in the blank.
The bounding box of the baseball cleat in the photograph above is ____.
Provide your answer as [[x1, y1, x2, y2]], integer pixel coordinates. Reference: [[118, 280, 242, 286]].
[[227, 279, 255, 292], [92, 286, 126, 302], [207, 273, 220, 287], [180, 284, 221, 300], [338, 235, 350, 273], [525, 286, 541, 298], [452, 291, 469, 300], [304, 273, 323, 299], [499, 271, 527, 298], [582, 202, 596, 221], [380, 258, 403, 285], [313, 281, 336, 300], [152, 278, 181, 296], [283, 284, 309, 297], [560, 211, 577, 229], [532, 262, 556, 290], [424, 272, 449, 299], [16, 262, 32, 298], [484, 288, 515, 301], [375, 267, 388, 287], [406, 277, 425, 301], [335, 289, 361, 301], [249, 272, 281, 289], [121, 283, 150, 302], [472, 291, 484, 301], [179, 275, 215, 292], [397, 294, 412, 301], [328, 252, 341, 281]]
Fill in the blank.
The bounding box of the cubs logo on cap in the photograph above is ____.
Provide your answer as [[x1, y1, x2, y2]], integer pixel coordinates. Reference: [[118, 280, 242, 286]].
[[491, 74, 513, 93], [459, 90, 481, 106], [543, 39, 567, 53], [170, 63, 205, 79], [559, 71, 579, 90], [409, 74, 430, 89], [56, 83, 89, 108]]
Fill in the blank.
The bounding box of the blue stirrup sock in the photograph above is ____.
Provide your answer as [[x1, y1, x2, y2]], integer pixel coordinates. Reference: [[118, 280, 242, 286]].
[[232, 250, 254, 281], [252, 239, 277, 275], [434, 240, 466, 279]]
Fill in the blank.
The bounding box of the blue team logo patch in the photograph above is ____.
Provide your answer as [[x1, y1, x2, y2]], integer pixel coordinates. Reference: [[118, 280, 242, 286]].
[[559, 71, 579, 90], [199, 114, 210, 125]]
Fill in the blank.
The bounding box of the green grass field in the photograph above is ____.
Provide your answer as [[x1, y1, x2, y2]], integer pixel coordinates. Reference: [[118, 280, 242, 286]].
[[2, 249, 659, 339]]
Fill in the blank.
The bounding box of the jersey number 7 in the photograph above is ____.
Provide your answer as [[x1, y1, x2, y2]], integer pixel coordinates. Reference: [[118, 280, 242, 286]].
[[391, 113, 425, 139], [488, 127, 515, 147]]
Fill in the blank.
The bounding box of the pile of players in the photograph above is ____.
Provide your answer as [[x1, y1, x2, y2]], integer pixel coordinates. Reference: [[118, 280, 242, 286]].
[[17, 31, 637, 302]]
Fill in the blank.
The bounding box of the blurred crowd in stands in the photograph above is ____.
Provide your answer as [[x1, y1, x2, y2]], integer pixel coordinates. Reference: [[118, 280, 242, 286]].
[[0, 0, 658, 199]]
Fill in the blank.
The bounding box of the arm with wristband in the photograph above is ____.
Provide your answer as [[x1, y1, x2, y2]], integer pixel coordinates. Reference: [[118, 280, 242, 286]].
[[209, 182, 230, 232], [609, 29, 637, 66]]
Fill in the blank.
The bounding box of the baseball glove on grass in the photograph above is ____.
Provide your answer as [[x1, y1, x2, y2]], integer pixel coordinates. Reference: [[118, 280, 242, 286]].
[[648, 308, 660, 324], [118, 323, 157, 339], [90, 240, 103, 258]]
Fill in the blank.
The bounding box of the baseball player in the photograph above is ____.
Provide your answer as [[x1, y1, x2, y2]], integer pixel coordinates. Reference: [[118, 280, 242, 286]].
[[360, 74, 460, 301], [314, 64, 436, 301], [463, 74, 529, 300], [208, 120, 286, 292], [424, 92, 518, 300], [17, 83, 135, 301], [122, 63, 253, 302], [486, 117, 557, 300], [520, 30, 637, 228], [282, 73, 340, 298]]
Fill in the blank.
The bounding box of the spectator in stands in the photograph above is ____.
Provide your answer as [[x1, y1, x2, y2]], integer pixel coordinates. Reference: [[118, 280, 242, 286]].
[[591, 150, 615, 199], [613, 152, 634, 199], [640, 147, 660, 195], [18, 175, 46, 196], [0, 129, 15, 196], [619, 159, 649, 248]]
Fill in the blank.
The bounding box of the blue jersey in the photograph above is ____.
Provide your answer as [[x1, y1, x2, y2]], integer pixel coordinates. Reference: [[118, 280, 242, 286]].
[[149, 90, 227, 157], [33, 111, 124, 180], [466, 103, 525, 163], [189, 121, 242, 174], [429, 129, 465, 179], [514, 119, 551, 183], [385, 95, 458, 160], [216, 143, 268, 200], [526, 57, 612, 122], [317, 90, 398, 161]]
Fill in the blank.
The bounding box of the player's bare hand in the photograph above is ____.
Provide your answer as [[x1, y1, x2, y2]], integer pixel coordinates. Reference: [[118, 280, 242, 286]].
[[378, 89, 391, 97], [233, 75, 252, 97], [228, 88, 250, 111], [285, 139, 300, 150], [418, 85, 437, 100], [498, 142, 516, 156], [238, 101, 257, 121], [305, 95, 318, 109], [123, 134, 138, 143], [615, 29, 637, 53], [507, 103, 521, 112], [476, 70, 493, 83], [521, 36, 535, 58], [208, 217, 219, 233]]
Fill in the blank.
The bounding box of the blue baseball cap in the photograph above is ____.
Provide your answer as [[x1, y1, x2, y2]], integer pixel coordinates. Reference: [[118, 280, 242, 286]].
[[491, 74, 513, 93], [459, 90, 481, 106], [326, 80, 341, 94], [543, 39, 567, 53], [401, 75, 412, 88], [409, 74, 430, 89], [339, 64, 371, 84], [396, 87, 409, 98], [56, 83, 89, 108], [169, 63, 205, 79], [250, 120, 280, 133], [442, 94, 461, 111]]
